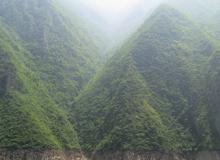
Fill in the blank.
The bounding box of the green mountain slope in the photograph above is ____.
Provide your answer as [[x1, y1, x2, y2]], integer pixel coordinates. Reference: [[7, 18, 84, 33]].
[[0, 23, 79, 149], [0, 0, 102, 150], [167, 0, 220, 42], [205, 50, 220, 148], [74, 5, 217, 151], [1, 0, 220, 153], [0, 0, 101, 108]]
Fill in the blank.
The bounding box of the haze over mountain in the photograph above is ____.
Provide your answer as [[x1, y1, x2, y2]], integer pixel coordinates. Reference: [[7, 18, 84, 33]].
[[58, 0, 220, 49], [0, 0, 101, 149], [0, 0, 220, 160], [74, 5, 219, 151], [58, 0, 166, 50]]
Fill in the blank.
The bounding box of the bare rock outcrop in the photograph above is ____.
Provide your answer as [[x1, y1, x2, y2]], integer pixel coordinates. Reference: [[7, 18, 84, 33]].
[[0, 150, 87, 160]]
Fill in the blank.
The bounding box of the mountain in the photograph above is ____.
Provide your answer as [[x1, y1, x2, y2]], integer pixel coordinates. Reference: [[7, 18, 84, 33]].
[[74, 5, 218, 152], [167, 0, 220, 42], [0, 22, 80, 149], [1, 0, 220, 156], [0, 0, 102, 149], [205, 50, 220, 148], [103, 0, 163, 49], [56, 0, 108, 52], [0, 0, 101, 109]]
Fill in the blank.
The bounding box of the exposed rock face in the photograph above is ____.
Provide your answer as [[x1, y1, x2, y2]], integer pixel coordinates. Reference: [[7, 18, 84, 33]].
[[1, 151, 220, 160], [90, 151, 220, 160], [0, 150, 87, 160], [90, 152, 187, 160], [194, 151, 220, 160]]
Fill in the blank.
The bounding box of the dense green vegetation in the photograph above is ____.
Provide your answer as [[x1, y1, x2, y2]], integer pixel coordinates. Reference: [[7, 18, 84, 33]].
[[0, 0, 101, 108], [0, 23, 80, 149], [167, 0, 220, 42], [0, 0, 220, 153], [0, 0, 101, 149], [74, 5, 220, 151]]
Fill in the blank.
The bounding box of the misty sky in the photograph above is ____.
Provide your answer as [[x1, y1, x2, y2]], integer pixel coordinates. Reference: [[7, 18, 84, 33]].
[[80, 0, 164, 24]]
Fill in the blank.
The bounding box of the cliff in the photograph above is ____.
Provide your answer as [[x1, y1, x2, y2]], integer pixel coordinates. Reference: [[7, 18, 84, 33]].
[[0, 150, 86, 160], [1, 151, 220, 160], [91, 151, 220, 160]]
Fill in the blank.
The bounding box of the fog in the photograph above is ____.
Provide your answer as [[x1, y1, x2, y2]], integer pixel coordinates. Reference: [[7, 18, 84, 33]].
[[71, 0, 165, 48], [58, 0, 220, 50], [80, 0, 164, 26]]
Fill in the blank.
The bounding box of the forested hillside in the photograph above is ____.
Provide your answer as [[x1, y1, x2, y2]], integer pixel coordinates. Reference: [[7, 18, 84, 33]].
[[0, 0, 101, 149], [0, 23, 80, 149], [167, 0, 220, 42], [74, 5, 219, 151], [0, 0, 101, 109], [0, 0, 220, 155]]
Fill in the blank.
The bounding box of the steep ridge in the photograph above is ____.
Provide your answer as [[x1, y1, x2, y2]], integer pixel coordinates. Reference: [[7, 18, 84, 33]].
[[0, 23, 80, 149], [56, 0, 108, 52], [1, 0, 220, 158], [74, 5, 217, 152], [205, 50, 220, 148], [167, 0, 220, 42], [0, 0, 103, 150], [130, 5, 216, 149], [0, 0, 101, 109]]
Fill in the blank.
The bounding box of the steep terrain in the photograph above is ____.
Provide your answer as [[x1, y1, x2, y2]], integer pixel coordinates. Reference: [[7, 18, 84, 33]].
[[205, 50, 220, 148], [0, 0, 101, 109], [1, 0, 220, 158], [167, 0, 220, 42], [74, 5, 217, 152], [0, 0, 101, 150], [0, 23, 79, 149]]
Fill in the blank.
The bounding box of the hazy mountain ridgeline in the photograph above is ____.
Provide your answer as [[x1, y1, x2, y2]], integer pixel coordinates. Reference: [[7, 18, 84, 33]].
[[74, 4, 220, 152], [166, 0, 220, 42], [0, 0, 220, 158], [56, 0, 108, 52], [0, 0, 102, 150], [0, 0, 102, 108]]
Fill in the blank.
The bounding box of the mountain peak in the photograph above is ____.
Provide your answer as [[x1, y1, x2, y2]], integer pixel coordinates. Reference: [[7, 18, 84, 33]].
[[74, 4, 216, 151]]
